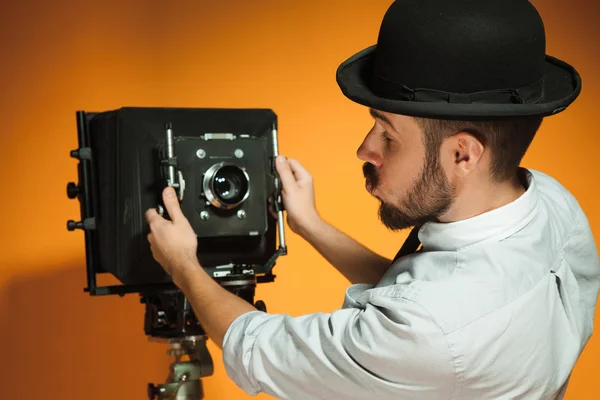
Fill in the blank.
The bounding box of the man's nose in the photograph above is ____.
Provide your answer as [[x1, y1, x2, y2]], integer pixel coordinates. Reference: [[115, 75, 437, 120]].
[[357, 133, 383, 167]]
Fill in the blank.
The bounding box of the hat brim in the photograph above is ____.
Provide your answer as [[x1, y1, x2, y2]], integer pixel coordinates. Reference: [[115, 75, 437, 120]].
[[336, 45, 582, 119]]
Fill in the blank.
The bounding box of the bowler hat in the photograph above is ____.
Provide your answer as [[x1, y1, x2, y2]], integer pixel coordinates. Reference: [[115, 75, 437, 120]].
[[336, 0, 581, 119]]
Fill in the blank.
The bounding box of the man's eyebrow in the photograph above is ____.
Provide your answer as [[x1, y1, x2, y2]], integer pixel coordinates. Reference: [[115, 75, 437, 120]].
[[369, 108, 394, 129]]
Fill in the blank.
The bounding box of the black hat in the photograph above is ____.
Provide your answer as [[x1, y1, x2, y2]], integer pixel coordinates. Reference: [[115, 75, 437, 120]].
[[336, 0, 581, 119]]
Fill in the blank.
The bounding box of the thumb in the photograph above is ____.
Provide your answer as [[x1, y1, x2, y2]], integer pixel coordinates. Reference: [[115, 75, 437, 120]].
[[163, 186, 184, 222], [275, 156, 297, 191]]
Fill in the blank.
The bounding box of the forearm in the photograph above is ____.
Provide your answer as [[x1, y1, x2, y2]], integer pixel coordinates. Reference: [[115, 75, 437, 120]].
[[175, 261, 257, 348], [299, 218, 391, 285]]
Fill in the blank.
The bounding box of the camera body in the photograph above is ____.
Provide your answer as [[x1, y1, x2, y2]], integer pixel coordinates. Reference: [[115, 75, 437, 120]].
[[69, 107, 285, 291]]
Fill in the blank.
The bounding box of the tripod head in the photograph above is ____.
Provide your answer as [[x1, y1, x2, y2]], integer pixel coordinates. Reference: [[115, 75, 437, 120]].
[[143, 267, 268, 399], [147, 336, 213, 400]]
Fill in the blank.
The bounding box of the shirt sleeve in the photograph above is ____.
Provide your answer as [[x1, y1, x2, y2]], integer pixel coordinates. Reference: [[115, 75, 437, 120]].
[[222, 291, 456, 400]]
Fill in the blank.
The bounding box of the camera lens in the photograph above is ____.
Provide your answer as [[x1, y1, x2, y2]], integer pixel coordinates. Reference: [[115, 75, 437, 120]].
[[214, 165, 248, 205], [203, 162, 250, 210]]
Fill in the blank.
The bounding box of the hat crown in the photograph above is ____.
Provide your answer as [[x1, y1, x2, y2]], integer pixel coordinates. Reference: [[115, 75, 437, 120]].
[[373, 0, 546, 94]]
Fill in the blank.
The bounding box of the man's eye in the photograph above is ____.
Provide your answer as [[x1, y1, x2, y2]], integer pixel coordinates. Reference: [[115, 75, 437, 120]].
[[380, 131, 391, 142]]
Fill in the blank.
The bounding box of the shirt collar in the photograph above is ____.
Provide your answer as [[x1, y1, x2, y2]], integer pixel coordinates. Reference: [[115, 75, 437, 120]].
[[417, 169, 539, 252]]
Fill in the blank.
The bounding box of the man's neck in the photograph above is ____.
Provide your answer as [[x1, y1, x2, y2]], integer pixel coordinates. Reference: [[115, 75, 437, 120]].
[[440, 172, 527, 223]]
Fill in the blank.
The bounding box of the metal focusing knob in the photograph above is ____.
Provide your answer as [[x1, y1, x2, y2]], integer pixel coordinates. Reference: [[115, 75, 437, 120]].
[[67, 218, 96, 231], [66, 182, 79, 199], [70, 147, 92, 160]]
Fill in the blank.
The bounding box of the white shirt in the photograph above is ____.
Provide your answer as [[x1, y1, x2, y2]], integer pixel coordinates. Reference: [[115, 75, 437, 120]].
[[222, 169, 600, 399]]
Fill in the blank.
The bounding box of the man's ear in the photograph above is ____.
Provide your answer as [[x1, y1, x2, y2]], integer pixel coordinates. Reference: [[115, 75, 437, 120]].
[[442, 132, 485, 177]]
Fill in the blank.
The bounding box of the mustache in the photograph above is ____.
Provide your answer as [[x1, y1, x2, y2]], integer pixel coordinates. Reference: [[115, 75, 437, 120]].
[[363, 162, 379, 187]]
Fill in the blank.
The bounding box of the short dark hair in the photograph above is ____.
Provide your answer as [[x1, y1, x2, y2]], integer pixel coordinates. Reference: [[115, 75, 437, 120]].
[[414, 116, 544, 182]]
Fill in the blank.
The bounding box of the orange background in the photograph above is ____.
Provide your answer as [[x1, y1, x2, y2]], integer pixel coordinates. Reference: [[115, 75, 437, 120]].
[[0, 0, 598, 399]]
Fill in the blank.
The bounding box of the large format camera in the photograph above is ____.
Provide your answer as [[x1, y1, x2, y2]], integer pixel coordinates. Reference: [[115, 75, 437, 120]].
[[66, 107, 287, 399]]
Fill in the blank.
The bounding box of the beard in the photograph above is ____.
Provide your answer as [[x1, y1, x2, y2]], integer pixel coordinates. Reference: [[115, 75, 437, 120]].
[[363, 156, 455, 231]]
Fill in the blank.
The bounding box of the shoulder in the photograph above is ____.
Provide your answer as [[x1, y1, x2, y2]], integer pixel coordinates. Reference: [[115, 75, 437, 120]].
[[527, 169, 584, 221], [527, 169, 597, 265]]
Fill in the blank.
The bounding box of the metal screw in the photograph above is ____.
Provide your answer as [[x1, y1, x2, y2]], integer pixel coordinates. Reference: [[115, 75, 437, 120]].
[[237, 210, 246, 219], [234, 149, 244, 158], [196, 149, 206, 159], [200, 211, 209, 220], [157, 310, 166, 324]]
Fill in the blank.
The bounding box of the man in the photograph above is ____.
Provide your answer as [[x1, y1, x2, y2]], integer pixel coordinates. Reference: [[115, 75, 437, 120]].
[[145, 0, 600, 399]]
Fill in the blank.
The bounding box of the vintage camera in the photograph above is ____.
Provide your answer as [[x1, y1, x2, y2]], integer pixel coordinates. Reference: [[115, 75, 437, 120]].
[[66, 107, 287, 399]]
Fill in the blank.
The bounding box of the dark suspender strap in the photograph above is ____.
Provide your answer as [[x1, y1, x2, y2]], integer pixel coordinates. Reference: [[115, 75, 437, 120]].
[[391, 226, 421, 264]]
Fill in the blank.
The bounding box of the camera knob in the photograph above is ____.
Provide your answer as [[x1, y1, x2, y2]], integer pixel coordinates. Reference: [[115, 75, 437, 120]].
[[67, 218, 96, 231], [67, 220, 81, 231], [66, 182, 79, 199], [70, 147, 92, 160]]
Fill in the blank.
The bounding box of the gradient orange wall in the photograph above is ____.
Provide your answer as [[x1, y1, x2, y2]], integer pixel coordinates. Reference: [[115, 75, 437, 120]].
[[0, 0, 598, 399]]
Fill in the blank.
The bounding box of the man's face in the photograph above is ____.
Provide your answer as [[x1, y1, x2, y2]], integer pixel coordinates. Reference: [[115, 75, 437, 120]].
[[357, 109, 455, 230]]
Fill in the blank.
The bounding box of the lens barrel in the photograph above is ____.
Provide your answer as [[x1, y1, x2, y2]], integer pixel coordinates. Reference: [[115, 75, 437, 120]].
[[203, 162, 250, 210]]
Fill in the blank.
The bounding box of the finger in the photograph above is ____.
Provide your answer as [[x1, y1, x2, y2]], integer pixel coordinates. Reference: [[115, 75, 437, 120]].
[[162, 186, 185, 223], [268, 203, 277, 219], [286, 158, 313, 184], [275, 156, 297, 191], [145, 208, 163, 225]]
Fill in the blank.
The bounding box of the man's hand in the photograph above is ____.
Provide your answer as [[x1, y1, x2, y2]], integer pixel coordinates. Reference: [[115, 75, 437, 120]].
[[271, 156, 322, 236], [144, 186, 257, 348], [144, 186, 199, 286]]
